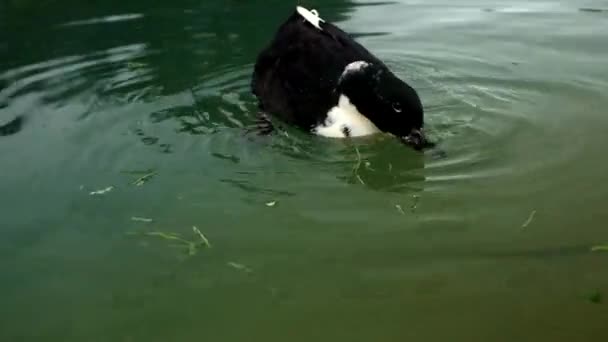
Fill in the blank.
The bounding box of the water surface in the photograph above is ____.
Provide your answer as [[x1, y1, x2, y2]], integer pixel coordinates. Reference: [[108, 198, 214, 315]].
[[2, 0, 608, 341]]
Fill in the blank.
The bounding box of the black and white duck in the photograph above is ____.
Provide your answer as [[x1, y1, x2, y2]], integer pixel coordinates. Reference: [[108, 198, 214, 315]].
[[251, 6, 433, 150]]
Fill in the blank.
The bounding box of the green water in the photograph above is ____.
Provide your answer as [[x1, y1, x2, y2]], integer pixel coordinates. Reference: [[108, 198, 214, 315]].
[[2, 0, 608, 340]]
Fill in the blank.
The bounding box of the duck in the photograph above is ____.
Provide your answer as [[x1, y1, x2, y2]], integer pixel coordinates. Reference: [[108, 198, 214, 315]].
[[251, 6, 433, 150]]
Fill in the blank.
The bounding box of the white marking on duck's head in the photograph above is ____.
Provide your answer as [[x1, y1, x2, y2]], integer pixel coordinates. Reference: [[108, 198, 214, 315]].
[[312, 94, 381, 138], [339, 61, 372, 83], [296, 6, 325, 30], [344, 61, 370, 73]]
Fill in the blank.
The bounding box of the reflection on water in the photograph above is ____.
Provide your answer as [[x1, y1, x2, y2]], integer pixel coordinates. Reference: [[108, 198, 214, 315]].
[[2, 0, 608, 341]]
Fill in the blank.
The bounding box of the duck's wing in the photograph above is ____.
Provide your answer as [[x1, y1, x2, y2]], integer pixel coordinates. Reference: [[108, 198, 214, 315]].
[[252, 16, 342, 128], [318, 21, 385, 67], [251, 9, 385, 129]]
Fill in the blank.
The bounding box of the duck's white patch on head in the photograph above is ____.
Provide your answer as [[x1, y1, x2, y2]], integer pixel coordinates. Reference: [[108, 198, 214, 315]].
[[312, 94, 381, 138], [339, 61, 371, 82], [344, 61, 370, 73], [296, 6, 325, 30]]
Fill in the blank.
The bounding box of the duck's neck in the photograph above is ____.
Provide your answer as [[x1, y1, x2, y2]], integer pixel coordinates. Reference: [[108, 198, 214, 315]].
[[312, 94, 381, 138]]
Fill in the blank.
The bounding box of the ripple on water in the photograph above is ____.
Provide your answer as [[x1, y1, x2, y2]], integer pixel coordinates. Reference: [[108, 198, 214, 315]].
[[146, 64, 255, 135], [382, 50, 591, 191], [0, 43, 154, 120], [0, 14, 597, 200]]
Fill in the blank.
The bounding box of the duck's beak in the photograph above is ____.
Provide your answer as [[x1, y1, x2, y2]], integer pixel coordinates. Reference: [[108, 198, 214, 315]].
[[400, 128, 434, 151]]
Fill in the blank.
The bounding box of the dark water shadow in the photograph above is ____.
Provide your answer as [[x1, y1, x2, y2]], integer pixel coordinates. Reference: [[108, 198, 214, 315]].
[[0, 116, 24, 137]]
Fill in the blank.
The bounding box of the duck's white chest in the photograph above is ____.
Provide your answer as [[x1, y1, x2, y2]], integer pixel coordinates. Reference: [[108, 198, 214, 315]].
[[312, 95, 381, 138]]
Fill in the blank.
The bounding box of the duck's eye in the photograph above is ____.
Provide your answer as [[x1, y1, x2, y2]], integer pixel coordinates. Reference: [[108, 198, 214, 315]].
[[392, 102, 402, 113]]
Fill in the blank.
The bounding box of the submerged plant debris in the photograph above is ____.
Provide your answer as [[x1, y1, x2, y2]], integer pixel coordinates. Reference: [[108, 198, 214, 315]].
[[129, 226, 211, 257], [121, 169, 157, 186], [192, 226, 211, 248], [591, 245, 608, 252], [227, 262, 253, 273], [352, 145, 365, 185], [132, 171, 157, 186], [395, 204, 405, 215], [131, 216, 153, 223], [521, 210, 537, 229]]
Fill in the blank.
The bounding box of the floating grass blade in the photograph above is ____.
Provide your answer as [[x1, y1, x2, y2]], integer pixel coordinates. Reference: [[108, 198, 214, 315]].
[[352, 146, 365, 185], [144, 231, 190, 244], [132, 171, 157, 186], [129, 226, 211, 258], [591, 245, 608, 252], [227, 262, 253, 273], [395, 204, 405, 215], [192, 226, 211, 248], [89, 186, 114, 195], [131, 216, 153, 223], [521, 210, 537, 229]]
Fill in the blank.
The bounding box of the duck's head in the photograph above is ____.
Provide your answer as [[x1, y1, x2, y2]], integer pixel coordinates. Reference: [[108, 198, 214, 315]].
[[336, 61, 434, 151]]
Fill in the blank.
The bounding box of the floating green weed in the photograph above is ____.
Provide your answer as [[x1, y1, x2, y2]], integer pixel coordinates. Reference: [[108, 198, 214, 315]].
[[227, 262, 253, 273], [132, 171, 157, 186], [352, 146, 365, 185], [129, 226, 211, 257], [395, 204, 405, 215], [591, 245, 608, 252], [120, 169, 157, 186], [89, 186, 114, 195], [131, 216, 153, 223], [521, 210, 537, 229]]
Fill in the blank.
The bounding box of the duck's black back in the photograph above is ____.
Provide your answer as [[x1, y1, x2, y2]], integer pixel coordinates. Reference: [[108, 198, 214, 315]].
[[252, 10, 386, 130]]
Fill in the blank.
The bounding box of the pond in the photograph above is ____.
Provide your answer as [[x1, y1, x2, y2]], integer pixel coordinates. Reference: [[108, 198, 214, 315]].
[[1, 0, 608, 340]]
